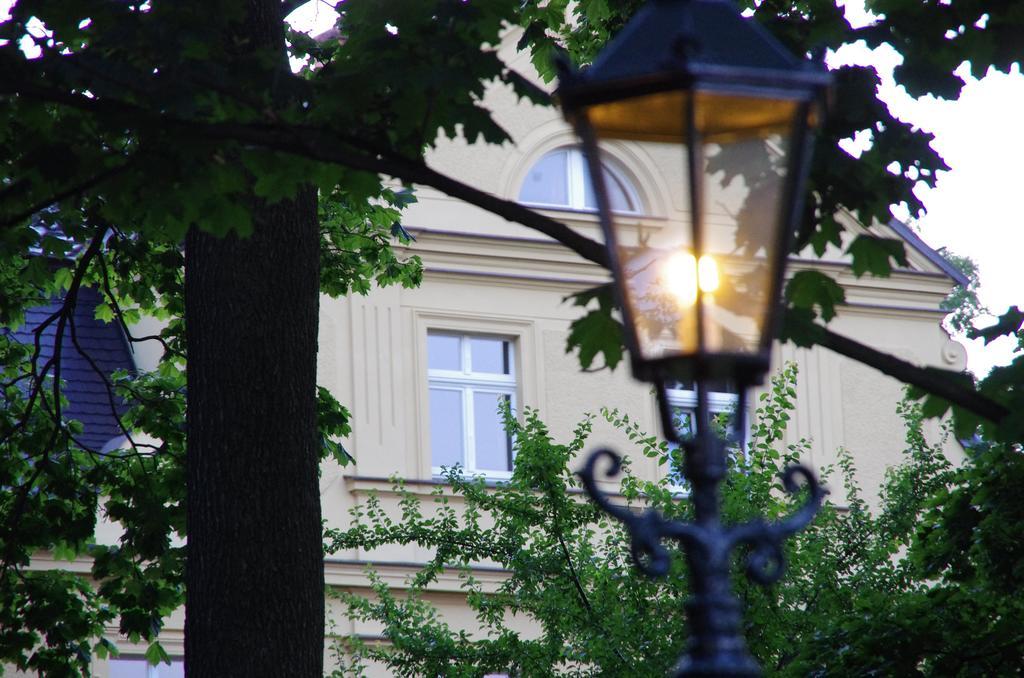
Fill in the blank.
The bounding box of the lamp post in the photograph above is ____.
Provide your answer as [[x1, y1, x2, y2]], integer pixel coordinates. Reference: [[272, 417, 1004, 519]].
[[556, 1, 831, 675]]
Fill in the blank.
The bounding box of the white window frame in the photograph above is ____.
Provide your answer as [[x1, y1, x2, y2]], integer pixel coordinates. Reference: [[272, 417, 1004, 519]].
[[518, 147, 643, 214], [428, 332, 517, 479]]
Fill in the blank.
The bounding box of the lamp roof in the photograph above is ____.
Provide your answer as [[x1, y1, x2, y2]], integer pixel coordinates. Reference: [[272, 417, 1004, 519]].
[[563, 0, 829, 104]]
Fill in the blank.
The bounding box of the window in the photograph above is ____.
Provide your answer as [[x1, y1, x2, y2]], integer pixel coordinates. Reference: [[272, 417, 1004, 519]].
[[108, 658, 184, 678], [665, 381, 740, 486], [518, 147, 641, 213], [428, 332, 516, 477]]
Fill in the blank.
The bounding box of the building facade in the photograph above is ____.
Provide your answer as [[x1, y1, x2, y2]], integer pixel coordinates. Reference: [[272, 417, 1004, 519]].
[[306, 32, 967, 673]]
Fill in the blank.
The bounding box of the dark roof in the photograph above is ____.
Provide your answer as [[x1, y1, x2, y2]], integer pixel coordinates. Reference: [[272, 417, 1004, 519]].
[[888, 219, 970, 287], [7, 287, 135, 450]]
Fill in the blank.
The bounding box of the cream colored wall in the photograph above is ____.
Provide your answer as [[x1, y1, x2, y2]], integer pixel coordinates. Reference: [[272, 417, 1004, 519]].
[[317, 235, 965, 502]]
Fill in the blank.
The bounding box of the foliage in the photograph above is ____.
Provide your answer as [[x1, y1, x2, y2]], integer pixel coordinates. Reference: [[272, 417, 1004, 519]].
[[971, 308, 1024, 442], [2, 0, 1024, 673], [0, 0, 515, 669], [325, 364, 979, 676], [319, 187, 422, 299], [793, 438, 1024, 675], [0, 187, 405, 673], [937, 246, 987, 336], [907, 305, 1024, 444]]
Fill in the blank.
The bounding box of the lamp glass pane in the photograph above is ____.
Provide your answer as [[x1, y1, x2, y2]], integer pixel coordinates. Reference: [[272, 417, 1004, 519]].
[[699, 115, 791, 355], [582, 88, 798, 364], [586, 90, 798, 144]]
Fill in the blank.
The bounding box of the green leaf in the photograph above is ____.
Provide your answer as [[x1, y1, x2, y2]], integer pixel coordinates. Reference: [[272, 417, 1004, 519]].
[[566, 307, 624, 370], [144, 641, 170, 666], [51, 542, 79, 562], [53, 266, 73, 292], [950, 405, 982, 441], [809, 214, 844, 257], [785, 270, 846, 322], [94, 302, 115, 323], [566, 282, 615, 310], [846, 235, 908, 278], [93, 637, 118, 660], [919, 394, 951, 420]]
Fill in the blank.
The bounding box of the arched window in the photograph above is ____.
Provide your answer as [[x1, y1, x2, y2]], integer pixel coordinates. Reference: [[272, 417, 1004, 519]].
[[518, 147, 642, 214]]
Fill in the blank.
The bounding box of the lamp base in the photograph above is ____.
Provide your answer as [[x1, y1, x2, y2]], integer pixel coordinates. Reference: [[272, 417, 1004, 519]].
[[671, 592, 761, 677], [672, 653, 762, 678]]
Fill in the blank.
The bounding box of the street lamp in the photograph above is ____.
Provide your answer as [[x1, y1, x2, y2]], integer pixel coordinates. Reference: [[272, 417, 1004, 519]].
[[557, 0, 831, 675]]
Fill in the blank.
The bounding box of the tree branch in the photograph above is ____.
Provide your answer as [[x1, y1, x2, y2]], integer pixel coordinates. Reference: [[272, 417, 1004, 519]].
[[184, 118, 612, 266], [67, 305, 162, 463], [3, 228, 108, 449], [555, 528, 632, 669], [3, 63, 1010, 427], [784, 310, 1009, 424], [96, 252, 185, 362], [0, 62, 611, 268], [0, 227, 106, 580]]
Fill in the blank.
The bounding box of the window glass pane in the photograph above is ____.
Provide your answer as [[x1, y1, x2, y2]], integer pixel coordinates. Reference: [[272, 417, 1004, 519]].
[[672, 408, 694, 439], [430, 388, 464, 468], [428, 333, 462, 371], [608, 171, 636, 212], [473, 392, 512, 472], [582, 166, 596, 209], [109, 660, 147, 678], [109, 659, 184, 678], [518, 150, 569, 206], [469, 337, 510, 375], [157, 662, 185, 678], [583, 164, 636, 212]]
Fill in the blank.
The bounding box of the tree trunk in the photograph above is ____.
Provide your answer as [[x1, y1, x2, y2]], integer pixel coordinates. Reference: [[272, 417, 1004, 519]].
[[183, 2, 323, 671], [184, 180, 323, 675]]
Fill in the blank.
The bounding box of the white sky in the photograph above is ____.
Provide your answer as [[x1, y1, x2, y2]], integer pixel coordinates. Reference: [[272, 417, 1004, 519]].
[[6, 0, 1021, 376], [287, 0, 338, 37], [831, 1, 1024, 376], [904, 70, 1023, 377]]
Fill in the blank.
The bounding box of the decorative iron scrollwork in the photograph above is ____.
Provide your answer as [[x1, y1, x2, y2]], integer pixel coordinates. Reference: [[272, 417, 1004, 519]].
[[577, 448, 825, 587], [578, 449, 701, 577], [729, 465, 825, 585]]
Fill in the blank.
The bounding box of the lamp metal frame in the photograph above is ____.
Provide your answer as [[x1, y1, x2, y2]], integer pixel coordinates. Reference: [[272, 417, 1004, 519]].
[[556, 1, 832, 674]]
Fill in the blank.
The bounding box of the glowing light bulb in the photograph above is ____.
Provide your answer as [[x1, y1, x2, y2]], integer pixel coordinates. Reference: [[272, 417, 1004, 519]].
[[663, 251, 698, 306], [698, 255, 720, 293]]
